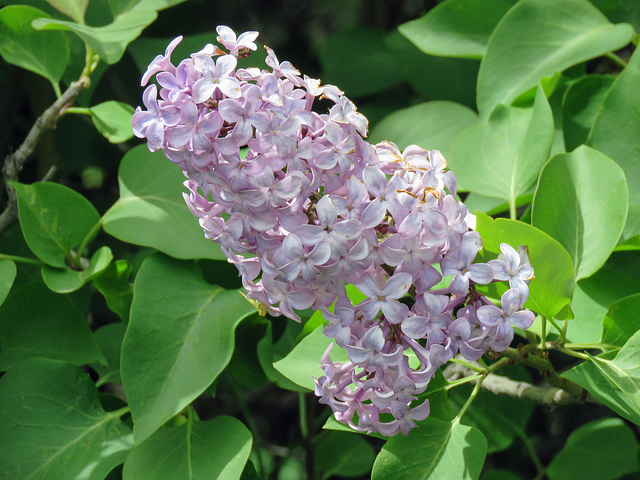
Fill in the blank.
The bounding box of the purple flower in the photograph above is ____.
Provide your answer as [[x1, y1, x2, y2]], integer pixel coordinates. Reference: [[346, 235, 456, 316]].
[[141, 35, 182, 86], [132, 84, 182, 151], [216, 25, 259, 57], [476, 288, 535, 345], [192, 55, 241, 102], [356, 272, 411, 323], [488, 243, 535, 301]]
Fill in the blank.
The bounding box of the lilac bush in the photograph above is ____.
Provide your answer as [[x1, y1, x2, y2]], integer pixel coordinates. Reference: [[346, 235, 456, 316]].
[[132, 25, 535, 437]]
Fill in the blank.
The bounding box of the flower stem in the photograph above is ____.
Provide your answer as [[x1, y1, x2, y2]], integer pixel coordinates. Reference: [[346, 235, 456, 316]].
[[0, 253, 41, 265]]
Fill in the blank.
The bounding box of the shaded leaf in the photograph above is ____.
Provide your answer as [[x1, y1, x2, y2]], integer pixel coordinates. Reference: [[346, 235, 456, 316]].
[[0, 282, 105, 370], [13, 181, 99, 268], [588, 46, 640, 240], [41, 246, 113, 293], [123, 416, 251, 480], [121, 254, 254, 443], [532, 146, 628, 280], [0, 5, 69, 84], [547, 418, 640, 480], [562, 75, 614, 151], [0, 259, 16, 307], [399, 0, 514, 59], [32, 8, 157, 64], [477, 0, 634, 117], [315, 431, 376, 478], [90, 101, 135, 143], [0, 358, 133, 480], [103, 145, 226, 261], [372, 418, 486, 480], [91, 322, 127, 385], [601, 293, 640, 348], [93, 259, 134, 323]]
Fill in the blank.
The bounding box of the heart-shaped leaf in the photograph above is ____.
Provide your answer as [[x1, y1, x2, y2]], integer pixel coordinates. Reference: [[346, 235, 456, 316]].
[[399, 0, 514, 59], [0, 5, 69, 84], [532, 146, 628, 280], [0, 358, 133, 480], [477, 0, 633, 117], [121, 254, 254, 443], [13, 181, 99, 268], [103, 145, 226, 261], [0, 282, 105, 370]]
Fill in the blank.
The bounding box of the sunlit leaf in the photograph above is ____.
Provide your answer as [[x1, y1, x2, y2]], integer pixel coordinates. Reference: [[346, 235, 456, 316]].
[[532, 146, 628, 280], [103, 145, 226, 261], [121, 254, 254, 443], [477, 0, 633, 117]]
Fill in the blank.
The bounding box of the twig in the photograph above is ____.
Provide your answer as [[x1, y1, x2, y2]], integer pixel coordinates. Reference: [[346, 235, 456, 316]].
[[446, 363, 598, 407], [0, 77, 91, 235]]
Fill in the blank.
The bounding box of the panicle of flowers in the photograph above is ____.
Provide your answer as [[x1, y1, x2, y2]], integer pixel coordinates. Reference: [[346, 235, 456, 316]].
[[132, 26, 536, 437]]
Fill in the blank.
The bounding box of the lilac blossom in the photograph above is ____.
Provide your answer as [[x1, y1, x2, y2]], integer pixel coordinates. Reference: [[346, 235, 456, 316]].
[[134, 25, 536, 437]]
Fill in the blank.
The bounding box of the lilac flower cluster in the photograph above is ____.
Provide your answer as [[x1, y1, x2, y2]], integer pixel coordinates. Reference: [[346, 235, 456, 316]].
[[132, 26, 535, 436]]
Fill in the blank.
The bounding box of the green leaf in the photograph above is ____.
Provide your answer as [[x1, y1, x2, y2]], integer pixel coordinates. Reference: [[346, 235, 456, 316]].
[[475, 212, 575, 319], [449, 367, 533, 453], [91, 322, 127, 385], [32, 8, 157, 64], [90, 101, 135, 143], [123, 416, 251, 480], [385, 30, 480, 109], [315, 431, 376, 478], [121, 254, 254, 443], [563, 331, 640, 425], [41, 246, 113, 293], [588, 46, 640, 240], [532, 146, 628, 280], [0, 358, 133, 480], [0, 282, 105, 370], [0, 259, 17, 307], [562, 75, 614, 152], [13, 181, 100, 268], [93, 259, 133, 323], [319, 27, 404, 98], [109, 0, 187, 17], [547, 418, 640, 480], [0, 5, 69, 84], [45, 0, 89, 22], [566, 251, 640, 343], [398, 0, 514, 59], [103, 145, 226, 261], [371, 418, 487, 480], [476, 0, 634, 117], [274, 323, 349, 391], [448, 86, 553, 205], [369, 101, 478, 158], [602, 293, 640, 348]]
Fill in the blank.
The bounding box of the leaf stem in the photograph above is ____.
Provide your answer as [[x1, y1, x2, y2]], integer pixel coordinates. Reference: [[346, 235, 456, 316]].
[[452, 374, 484, 425], [540, 315, 547, 350], [74, 216, 105, 266], [63, 107, 92, 116], [564, 342, 615, 351], [0, 253, 41, 265], [547, 316, 567, 343], [51, 80, 62, 99], [509, 197, 517, 220], [445, 373, 484, 391], [605, 51, 627, 69], [450, 357, 485, 374]]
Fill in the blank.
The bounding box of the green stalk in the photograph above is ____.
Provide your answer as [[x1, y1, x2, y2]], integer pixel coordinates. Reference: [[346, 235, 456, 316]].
[[0, 253, 41, 265]]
